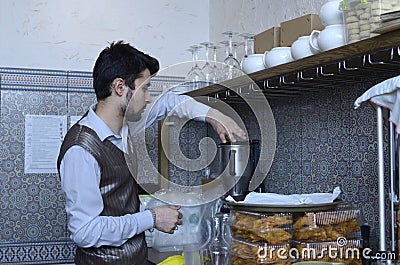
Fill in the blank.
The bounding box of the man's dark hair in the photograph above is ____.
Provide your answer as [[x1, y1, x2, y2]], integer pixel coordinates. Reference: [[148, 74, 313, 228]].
[[92, 40, 159, 100]]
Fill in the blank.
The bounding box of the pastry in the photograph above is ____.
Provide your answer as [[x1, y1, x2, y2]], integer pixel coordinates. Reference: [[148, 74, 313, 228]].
[[346, 15, 359, 23]]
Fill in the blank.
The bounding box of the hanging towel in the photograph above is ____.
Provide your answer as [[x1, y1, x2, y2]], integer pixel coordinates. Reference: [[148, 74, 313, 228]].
[[354, 75, 400, 134]]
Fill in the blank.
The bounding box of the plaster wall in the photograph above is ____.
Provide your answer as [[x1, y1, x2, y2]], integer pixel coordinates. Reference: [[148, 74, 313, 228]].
[[1, 0, 328, 71]]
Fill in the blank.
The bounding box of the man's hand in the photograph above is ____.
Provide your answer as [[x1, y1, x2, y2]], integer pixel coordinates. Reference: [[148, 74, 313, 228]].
[[205, 108, 247, 143], [153, 205, 183, 234]]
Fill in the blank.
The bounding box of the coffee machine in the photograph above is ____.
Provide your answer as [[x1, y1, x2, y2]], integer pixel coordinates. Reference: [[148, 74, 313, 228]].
[[217, 140, 261, 201]]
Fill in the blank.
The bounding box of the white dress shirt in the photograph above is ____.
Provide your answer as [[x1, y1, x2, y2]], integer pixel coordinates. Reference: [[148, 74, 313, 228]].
[[59, 92, 210, 248]]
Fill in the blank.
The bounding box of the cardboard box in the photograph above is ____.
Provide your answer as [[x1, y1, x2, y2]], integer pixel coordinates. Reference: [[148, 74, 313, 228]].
[[280, 14, 324, 47], [254, 27, 281, 53]]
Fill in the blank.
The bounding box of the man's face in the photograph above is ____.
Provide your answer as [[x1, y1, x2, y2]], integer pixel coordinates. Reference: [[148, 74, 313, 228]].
[[124, 69, 152, 121]]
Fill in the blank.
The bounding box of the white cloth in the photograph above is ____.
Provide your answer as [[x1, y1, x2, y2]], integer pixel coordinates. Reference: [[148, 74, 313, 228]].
[[226, 187, 341, 205], [354, 75, 400, 134]]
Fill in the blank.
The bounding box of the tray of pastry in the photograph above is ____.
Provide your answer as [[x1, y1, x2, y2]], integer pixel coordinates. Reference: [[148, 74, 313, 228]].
[[224, 200, 341, 213], [230, 210, 293, 244], [231, 237, 292, 264], [293, 205, 361, 242]]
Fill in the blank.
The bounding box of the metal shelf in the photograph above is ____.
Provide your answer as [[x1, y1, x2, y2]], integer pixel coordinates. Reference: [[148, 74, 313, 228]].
[[186, 29, 400, 100]]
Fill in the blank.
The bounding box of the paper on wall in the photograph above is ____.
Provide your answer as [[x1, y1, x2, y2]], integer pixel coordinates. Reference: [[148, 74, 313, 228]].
[[24, 115, 67, 174], [69, 115, 82, 128]]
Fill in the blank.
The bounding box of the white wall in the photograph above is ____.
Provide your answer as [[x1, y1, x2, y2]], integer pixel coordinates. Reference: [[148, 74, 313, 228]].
[[209, 0, 326, 61], [0, 0, 328, 72], [0, 0, 209, 71]]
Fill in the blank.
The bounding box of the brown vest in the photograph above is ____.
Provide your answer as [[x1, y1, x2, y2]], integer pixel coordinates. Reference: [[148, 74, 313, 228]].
[[57, 124, 147, 265]]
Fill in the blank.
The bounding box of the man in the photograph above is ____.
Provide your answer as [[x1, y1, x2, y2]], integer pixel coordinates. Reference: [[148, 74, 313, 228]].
[[57, 40, 246, 265]]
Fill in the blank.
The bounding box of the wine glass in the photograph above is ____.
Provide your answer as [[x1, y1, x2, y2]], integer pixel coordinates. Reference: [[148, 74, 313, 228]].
[[239, 33, 255, 73], [185, 45, 205, 91], [239, 33, 255, 58], [221, 31, 241, 80], [232, 41, 244, 62], [209, 44, 223, 83], [200, 41, 217, 85]]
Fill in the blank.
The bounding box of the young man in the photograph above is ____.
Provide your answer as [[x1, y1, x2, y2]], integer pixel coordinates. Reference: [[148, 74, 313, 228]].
[[57, 41, 246, 265]]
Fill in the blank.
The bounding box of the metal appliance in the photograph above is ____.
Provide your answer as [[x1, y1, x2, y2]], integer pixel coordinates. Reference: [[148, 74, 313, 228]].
[[217, 140, 261, 201]]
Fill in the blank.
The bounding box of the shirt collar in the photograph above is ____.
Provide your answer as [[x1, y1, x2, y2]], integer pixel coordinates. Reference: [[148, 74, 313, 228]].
[[86, 104, 122, 141]]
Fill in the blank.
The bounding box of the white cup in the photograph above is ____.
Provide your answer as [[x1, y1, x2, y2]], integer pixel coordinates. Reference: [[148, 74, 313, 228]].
[[290, 35, 320, 60], [309, 24, 347, 52], [240, 54, 266, 74], [319, 0, 344, 26], [263, 47, 294, 68]]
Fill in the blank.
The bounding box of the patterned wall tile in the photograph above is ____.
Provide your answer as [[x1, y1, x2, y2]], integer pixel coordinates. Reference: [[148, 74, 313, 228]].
[[0, 241, 75, 264], [0, 68, 74, 263], [168, 118, 209, 188], [0, 92, 68, 241]]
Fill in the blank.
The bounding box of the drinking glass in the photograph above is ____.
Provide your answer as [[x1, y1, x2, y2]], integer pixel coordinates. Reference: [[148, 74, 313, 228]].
[[232, 41, 243, 61], [239, 33, 255, 58], [209, 44, 223, 83], [221, 31, 241, 80], [186, 45, 206, 91], [200, 41, 217, 85]]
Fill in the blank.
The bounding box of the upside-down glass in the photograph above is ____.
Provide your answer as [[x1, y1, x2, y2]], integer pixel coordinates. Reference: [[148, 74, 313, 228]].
[[232, 41, 243, 61], [221, 31, 241, 80], [185, 45, 206, 91], [200, 41, 217, 85], [239, 33, 255, 58], [209, 44, 222, 83]]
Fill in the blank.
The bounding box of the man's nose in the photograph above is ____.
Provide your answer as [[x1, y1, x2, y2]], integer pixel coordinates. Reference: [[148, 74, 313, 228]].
[[145, 92, 152, 103]]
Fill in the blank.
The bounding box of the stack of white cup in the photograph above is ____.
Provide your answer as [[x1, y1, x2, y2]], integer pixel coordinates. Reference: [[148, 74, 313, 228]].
[[309, 0, 347, 52]]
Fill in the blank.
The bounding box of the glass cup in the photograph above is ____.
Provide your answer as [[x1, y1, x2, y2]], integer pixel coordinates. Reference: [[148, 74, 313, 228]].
[[210, 44, 223, 82], [239, 33, 255, 58], [220, 31, 241, 80], [185, 45, 206, 91], [200, 41, 217, 85]]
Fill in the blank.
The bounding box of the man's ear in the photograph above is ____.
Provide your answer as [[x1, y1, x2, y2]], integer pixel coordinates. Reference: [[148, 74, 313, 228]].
[[111, 78, 125, 96]]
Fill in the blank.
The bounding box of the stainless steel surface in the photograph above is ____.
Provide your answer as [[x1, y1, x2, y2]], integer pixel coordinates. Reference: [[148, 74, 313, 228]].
[[218, 142, 252, 200], [218, 142, 251, 178], [248, 139, 263, 192], [377, 106, 386, 252], [389, 121, 397, 252]]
